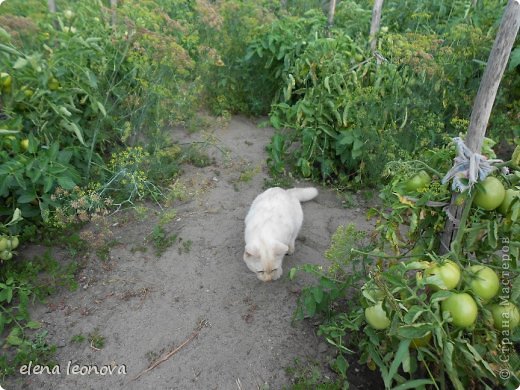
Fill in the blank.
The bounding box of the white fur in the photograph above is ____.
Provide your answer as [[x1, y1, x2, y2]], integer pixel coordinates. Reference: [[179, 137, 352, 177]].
[[243, 187, 318, 282]]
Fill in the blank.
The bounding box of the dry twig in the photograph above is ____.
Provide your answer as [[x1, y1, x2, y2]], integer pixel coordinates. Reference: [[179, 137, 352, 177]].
[[131, 319, 208, 381]]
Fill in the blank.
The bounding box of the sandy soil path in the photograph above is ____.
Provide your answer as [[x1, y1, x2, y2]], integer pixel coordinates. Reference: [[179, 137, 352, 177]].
[[5, 116, 372, 390]]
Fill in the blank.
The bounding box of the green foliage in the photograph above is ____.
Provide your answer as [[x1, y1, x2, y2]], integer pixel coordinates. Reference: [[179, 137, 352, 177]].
[[196, 0, 280, 115], [0, 227, 77, 378], [0, 0, 198, 227], [253, 0, 517, 186], [293, 144, 520, 389], [0, 330, 57, 378]]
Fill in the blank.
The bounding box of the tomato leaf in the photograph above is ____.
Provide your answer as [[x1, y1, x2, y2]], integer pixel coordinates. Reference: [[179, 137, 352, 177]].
[[26, 321, 41, 329], [429, 290, 452, 304], [511, 277, 520, 303], [443, 341, 464, 390], [403, 306, 426, 324], [57, 176, 76, 190], [487, 220, 498, 249], [392, 379, 436, 390], [333, 355, 348, 377], [311, 287, 323, 304], [397, 323, 433, 339], [384, 339, 411, 388], [464, 342, 496, 378]]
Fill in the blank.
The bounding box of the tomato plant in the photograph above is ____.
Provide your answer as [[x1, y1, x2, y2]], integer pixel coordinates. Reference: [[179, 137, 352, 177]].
[[293, 141, 520, 389]]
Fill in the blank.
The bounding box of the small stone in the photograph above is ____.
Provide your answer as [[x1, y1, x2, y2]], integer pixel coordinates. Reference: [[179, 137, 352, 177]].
[[318, 342, 328, 353]]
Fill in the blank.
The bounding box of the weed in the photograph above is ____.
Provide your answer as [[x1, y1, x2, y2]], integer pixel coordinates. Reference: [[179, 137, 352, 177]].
[[263, 175, 295, 190], [130, 245, 148, 254], [64, 234, 89, 258], [338, 192, 355, 209], [285, 358, 340, 389], [166, 180, 190, 205], [180, 144, 214, 168], [237, 164, 261, 184], [0, 331, 57, 379], [151, 224, 177, 257], [95, 240, 118, 262], [134, 205, 152, 221], [159, 210, 177, 225], [70, 334, 86, 343], [177, 238, 193, 255], [146, 350, 160, 363], [186, 114, 213, 133], [88, 330, 105, 350]]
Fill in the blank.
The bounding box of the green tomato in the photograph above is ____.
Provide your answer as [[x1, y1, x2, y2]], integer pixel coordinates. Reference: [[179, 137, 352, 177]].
[[489, 302, 520, 331], [48, 77, 60, 91], [20, 139, 29, 152], [0, 72, 12, 92], [21, 85, 34, 98], [0, 237, 8, 251], [10, 236, 19, 250], [405, 170, 431, 192], [365, 301, 391, 330], [498, 189, 519, 215], [473, 177, 506, 211], [467, 265, 499, 302], [441, 293, 478, 328], [425, 260, 461, 290], [0, 250, 12, 261]]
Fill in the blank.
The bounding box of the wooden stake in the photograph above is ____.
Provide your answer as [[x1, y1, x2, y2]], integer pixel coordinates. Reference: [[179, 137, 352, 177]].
[[328, 0, 337, 29], [439, 0, 520, 254], [47, 0, 56, 13], [369, 0, 384, 52], [110, 0, 117, 27]]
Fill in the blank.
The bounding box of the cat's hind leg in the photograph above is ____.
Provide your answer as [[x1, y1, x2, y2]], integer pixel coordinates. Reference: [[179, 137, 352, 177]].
[[288, 239, 295, 255]]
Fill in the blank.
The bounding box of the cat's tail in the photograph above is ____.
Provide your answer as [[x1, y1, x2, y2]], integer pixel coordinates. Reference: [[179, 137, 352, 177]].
[[287, 187, 318, 202]]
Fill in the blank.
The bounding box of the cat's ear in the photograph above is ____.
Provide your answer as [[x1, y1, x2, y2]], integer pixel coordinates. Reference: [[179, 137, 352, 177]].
[[244, 244, 259, 258], [273, 241, 289, 256]]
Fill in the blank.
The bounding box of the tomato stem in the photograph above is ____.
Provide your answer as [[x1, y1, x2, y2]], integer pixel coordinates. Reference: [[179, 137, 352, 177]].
[[408, 160, 443, 178], [450, 190, 476, 256]]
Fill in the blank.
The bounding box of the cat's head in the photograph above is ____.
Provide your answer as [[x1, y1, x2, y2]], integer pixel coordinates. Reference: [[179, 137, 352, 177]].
[[243, 241, 288, 282]]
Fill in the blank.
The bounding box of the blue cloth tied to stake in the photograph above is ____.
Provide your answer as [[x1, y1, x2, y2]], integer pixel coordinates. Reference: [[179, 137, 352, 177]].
[[442, 137, 505, 193]]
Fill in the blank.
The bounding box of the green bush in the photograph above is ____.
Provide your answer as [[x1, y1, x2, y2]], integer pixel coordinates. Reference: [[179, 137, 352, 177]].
[[195, 0, 279, 115], [292, 143, 520, 389], [0, 0, 198, 227], [254, 0, 517, 186]]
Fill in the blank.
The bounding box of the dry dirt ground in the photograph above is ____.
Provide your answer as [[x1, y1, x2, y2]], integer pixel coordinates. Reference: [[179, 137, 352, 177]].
[[4, 116, 375, 390]]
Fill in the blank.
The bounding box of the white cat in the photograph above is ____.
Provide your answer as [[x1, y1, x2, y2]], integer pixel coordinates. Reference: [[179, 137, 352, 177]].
[[243, 187, 318, 282]]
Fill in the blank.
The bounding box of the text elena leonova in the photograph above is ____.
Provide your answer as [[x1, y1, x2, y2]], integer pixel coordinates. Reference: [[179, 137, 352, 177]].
[[19, 361, 127, 376]]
